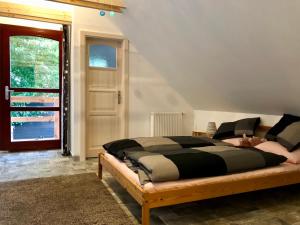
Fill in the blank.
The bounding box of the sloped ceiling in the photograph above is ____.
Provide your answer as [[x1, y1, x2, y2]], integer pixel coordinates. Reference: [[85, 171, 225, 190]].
[[113, 0, 300, 115]]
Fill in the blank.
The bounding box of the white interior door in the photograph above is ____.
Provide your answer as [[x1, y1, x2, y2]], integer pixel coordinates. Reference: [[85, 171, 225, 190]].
[[86, 37, 127, 158]]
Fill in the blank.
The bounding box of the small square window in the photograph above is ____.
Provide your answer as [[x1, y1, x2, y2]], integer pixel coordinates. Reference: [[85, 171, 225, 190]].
[[89, 45, 117, 69]]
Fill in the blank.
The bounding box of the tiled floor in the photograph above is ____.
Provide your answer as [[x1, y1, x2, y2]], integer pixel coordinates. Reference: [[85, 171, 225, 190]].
[[0, 150, 97, 182], [1, 150, 300, 225]]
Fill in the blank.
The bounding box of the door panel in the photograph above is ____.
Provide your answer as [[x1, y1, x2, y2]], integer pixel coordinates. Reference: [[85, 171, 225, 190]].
[[88, 69, 117, 88], [87, 115, 118, 151], [86, 38, 124, 157], [88, 91, 117, 112], [0, 24, 62, 151]]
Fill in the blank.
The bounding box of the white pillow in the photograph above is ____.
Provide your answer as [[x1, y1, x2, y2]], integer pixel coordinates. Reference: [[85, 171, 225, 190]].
[[222, 138, 243, 146]]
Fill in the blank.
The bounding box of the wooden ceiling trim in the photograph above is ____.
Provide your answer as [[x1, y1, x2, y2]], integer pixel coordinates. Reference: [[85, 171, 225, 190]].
[[0, 2, 72, 25], [46, 0, 125, 13]]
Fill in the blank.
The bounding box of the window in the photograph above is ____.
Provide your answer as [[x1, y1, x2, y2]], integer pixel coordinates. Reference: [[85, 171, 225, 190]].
[[10, 36, 59, 89], [11, 111, 60, 141], [89, 45, 117, 69]]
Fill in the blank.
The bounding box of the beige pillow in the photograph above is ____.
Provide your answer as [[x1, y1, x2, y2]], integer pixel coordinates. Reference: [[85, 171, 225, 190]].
[[255, 141, 300, 164]]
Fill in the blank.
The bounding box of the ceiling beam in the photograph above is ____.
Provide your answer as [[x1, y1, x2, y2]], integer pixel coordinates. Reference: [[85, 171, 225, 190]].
[[46, 0, 125, 13], [0, 2, 71, 25]]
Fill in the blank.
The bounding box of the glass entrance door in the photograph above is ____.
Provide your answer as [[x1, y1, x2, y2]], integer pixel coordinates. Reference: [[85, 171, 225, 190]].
[[0, 24, 62, 151]]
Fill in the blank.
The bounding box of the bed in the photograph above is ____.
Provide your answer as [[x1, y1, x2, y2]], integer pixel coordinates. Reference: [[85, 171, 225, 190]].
[[98, 127, 300, 225]]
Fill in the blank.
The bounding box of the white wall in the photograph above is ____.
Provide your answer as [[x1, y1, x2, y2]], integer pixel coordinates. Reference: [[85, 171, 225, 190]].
[[194, 110, 282, 132], [71, 6, 194, 158], [128, 45, 194, 138]]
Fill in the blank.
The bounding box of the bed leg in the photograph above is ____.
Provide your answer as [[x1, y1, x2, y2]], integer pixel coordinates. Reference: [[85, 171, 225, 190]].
[[98, 153, 103, 180], [142, 204, 150, 225]]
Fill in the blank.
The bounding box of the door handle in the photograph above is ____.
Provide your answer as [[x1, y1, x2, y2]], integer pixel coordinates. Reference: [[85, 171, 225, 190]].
[[5, 86, 14, 101], [117, 90, 121, 104]]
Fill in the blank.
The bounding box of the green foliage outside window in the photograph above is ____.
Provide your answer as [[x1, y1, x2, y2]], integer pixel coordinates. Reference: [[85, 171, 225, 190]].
[[10, 36, 59, 123]]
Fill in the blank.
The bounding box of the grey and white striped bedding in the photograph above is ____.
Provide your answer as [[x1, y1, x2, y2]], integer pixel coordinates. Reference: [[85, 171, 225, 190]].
[[103, 136, 287, 184], [126, 145, 286, 184]]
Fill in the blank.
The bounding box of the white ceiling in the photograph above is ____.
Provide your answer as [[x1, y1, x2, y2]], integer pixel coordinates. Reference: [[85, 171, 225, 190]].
[[112, 0, 300, 115]]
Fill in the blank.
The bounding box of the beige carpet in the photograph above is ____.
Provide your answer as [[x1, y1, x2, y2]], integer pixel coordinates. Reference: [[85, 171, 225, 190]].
[[0, 173, 135, 225]]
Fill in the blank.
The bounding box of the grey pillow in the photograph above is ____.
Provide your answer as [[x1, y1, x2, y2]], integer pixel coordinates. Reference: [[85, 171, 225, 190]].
[[277, 121, 300, 151], [234, 117, 261, 136], [213, 117, 260, 140]]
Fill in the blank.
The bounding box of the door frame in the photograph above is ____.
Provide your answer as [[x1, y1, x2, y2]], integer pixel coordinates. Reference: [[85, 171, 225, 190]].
[[0, 24, 63, 151], [78, 31, 129, 160]]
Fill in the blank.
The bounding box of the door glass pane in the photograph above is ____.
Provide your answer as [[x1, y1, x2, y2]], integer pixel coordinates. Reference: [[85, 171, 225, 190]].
[[89, 45, 117, 68], [11, 111, 60, 142], [10, 36, 59, 89], [11, 92, 59, 107]]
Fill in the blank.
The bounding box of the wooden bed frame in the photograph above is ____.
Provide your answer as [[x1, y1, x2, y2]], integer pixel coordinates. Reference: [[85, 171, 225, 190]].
[[98, 127, 300, 225], [98, 152, 300, 225]]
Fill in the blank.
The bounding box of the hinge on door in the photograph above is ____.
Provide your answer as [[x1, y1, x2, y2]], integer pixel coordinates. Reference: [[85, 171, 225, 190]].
[[118, 91, 121, 104]]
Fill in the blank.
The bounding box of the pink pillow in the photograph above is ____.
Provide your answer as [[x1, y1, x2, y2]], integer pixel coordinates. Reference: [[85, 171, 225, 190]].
[[255, 141, 300, 164], [223, 138, 243, 146]]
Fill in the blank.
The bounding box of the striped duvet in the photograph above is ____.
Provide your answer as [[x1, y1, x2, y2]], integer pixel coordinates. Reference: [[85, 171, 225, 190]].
[[103, 136, 287, 184]]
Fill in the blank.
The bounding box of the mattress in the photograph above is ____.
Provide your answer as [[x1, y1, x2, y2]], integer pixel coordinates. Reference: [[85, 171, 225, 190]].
[[104, 152, 300, 193]]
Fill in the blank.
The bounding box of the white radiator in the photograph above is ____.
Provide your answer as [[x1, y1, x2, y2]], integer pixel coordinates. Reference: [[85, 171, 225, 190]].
[[150, 112, 183, 137]]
